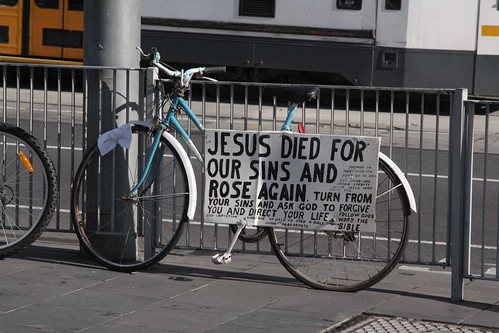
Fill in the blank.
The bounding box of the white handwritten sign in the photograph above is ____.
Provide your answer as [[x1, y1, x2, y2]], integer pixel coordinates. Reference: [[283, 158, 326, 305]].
[[204, 130, 380, 232]]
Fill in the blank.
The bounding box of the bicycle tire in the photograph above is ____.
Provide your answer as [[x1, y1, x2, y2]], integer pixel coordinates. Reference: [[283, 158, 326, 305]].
[[71, 125, 190, 272], [230, 224, 268, 243], [0, 123, 58, 257], [268, 157, 411, 291]]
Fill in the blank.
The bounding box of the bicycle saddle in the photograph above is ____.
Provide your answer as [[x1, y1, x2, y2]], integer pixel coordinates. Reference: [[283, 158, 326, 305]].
[[264, 86, 319, 104]]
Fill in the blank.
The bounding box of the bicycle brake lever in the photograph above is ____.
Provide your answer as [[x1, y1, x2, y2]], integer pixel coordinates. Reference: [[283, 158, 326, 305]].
[[136, 46, 146, 56]]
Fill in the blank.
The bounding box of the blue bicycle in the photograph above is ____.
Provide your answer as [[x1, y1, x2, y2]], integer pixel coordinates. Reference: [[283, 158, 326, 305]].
[[70, 47, 416, 291]]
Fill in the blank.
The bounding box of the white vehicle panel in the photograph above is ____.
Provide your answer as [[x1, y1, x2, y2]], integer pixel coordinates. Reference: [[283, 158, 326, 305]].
[[141, 0, 376, 31], [377, 0, 479, 51], [477, 0, 499, 55]]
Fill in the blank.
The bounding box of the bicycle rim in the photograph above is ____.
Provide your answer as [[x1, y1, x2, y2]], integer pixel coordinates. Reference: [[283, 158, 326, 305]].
[[71, 125, 190, 272], [268, 158, 411, 291], [0, 124, 57, 257]]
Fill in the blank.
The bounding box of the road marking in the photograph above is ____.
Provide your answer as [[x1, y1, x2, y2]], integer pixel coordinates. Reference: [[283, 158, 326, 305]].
[[398, 265, 451, 274], [407, 172, 499, 183], [406, 238, 497, 251], [47, 145, 83, 151], [485, 267, 496, 275], [3, 105, 82, 114]]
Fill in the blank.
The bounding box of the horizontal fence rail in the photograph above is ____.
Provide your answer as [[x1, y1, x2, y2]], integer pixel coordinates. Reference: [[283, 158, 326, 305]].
[[0, 62, 497, 286]]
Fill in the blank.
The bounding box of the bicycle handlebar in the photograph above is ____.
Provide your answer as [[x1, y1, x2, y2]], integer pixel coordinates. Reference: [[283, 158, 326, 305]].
[[137, 46, 226, 86], [203, 66, 227, 74]]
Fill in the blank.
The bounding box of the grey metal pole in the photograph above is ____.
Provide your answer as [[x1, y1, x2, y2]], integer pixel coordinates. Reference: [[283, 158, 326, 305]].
[[449, 88, 467, 302], [84, 1, 140, 67], [462, 101, 475, 285], [83, 0, 141, 260], [84, 0, 141, 137]]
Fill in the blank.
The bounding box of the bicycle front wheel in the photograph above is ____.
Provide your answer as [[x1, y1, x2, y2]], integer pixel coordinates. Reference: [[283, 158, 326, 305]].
[[268, 157, 411, 291], [71, 125, 190, 272], [0, 123, 58, 257]]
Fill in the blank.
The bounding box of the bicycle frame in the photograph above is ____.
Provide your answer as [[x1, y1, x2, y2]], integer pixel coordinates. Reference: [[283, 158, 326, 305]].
[[166, 96, 206, 164]]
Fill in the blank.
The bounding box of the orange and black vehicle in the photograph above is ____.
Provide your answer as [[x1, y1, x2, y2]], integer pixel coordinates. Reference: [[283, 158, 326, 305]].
[[0, 0, 83, 63]]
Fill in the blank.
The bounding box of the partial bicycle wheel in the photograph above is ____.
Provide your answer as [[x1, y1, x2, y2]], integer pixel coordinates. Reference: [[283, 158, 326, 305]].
[[268, 157, 411, 291], [0, 123, 58, 257], [71, 124, 190, 272]]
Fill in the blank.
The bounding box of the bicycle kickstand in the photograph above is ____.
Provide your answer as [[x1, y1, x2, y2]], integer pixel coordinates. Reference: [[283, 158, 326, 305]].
[[212, 219, 247, 265]]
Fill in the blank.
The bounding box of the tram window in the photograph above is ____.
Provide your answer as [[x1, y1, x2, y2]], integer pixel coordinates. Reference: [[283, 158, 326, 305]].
[[239, 0, 275, 18], [68, 0, 83, 11], [385, 0, 401, 10], [44, 29, 83, 48], [337, 0, 362, 10], [35, 0, 59, 9], [0, 0, 18, 6], [0, 26, 8, 43]]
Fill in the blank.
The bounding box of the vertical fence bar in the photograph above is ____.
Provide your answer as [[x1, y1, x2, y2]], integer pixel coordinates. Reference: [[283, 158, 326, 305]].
[[56, 68, 62, 229], [29, 67, 34, 226], [345, 88, 350, 135], [449, 89, 467, 302], [332, 88, 337, 134], [69, 69, 76, 231], [243, 86, 249, 131], [359, 89, 364, 135], [229, 84, 234, 130], [417, 93, 425, 262], [462, 102, 475, 281], [479, 104, 489, 276], [2, 65, 6, 122], [29, 67, 34, 133], [432, 94, 441, 264], [315, 89, 320, 134], [43, 68, 48, 152], [15, 67, 20, 127]]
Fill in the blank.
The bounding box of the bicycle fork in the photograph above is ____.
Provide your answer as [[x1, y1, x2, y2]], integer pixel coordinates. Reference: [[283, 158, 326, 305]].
[[212, 218, 247, 265]]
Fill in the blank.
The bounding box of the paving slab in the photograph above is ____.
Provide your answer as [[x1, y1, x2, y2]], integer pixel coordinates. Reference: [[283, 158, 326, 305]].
[[0, 235, 496, 333]]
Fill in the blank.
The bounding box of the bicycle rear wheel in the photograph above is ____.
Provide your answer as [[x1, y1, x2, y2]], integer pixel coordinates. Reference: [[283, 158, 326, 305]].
[[71, 125, 190, 272], [0, 123, 57, 257], [268, 157, 411, 291]]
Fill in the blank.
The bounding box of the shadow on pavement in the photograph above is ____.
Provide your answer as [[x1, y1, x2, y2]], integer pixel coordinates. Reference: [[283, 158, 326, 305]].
[[10, 244, 302, 289]]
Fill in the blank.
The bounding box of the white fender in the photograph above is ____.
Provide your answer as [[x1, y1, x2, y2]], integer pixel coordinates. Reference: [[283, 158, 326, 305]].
[[130, 121, 197, 220], [161, 131, 197, 220], [379, 152, 417, 213]]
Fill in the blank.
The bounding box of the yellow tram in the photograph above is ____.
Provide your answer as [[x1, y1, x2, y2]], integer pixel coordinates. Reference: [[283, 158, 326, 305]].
[[0, 0, 83, 62]]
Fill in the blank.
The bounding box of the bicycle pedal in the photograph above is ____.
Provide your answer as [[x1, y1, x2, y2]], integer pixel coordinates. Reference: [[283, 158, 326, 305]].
[[211, 253, 232, 265]]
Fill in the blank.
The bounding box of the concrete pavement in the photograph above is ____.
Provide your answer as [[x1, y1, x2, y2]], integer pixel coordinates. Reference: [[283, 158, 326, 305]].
[[1, 232, 498, 333]]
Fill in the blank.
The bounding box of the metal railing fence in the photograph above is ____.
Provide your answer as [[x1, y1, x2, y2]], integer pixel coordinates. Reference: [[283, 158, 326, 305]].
[[177, 81, 459, 269], [1, 63, 146, 234], [1, 63, 497, 296]]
